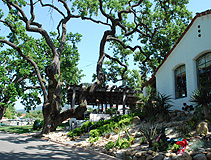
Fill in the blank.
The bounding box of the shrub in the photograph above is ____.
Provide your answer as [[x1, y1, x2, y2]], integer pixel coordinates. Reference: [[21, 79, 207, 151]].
[[118, 117, 132, 127], [88, 137, 100, 144], [140, 137, 147, 144], [89, 129, 100, 138], [68, 128, 82, 137], [74, 128, 82, 136], [171, 143, 180, 153], [81, 121, 92, 132], [120, 138, 130, 149], [139, 124, 158, 147], [105, 141, 115, 149], [33, 120, 42, 130]]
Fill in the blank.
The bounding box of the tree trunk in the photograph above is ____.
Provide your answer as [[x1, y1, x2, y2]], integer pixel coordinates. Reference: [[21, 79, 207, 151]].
[[0, 107, 6, 120], [42, 103, 87, 134], [203, 104, 210, 119], [41, 55, 87, 134]]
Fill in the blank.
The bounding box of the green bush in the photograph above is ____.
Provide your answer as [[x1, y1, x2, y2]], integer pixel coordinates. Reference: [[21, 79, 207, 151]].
[[120, 141, 130, 149], [68, 128, 82, 137], [81, 121, 92, 132], [89, 129, 100, 138], [105, 141, 115, 149], [88, 137, 100, 144], [171, 143, 180, 153], [33, 120, 43, 130], [74, 128, 82, 136], [118, 117, 132, 127]]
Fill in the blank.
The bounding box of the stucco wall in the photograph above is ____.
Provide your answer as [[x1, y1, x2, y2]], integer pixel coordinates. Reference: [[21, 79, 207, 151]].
[[155, 14, 211, 110]]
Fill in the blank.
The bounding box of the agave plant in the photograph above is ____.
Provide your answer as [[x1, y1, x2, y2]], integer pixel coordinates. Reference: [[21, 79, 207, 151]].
[[190, 87, 211, 119], [154, 92, 173, 119], [139, 124, 158, 147]]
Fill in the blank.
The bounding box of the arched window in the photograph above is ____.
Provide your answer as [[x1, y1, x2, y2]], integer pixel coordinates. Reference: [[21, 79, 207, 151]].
[[175, 65, 187, 99], [196, 52, 211, 88]]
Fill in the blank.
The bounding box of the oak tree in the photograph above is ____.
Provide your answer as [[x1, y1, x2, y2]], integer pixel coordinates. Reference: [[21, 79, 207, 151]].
[[0, 0, 85, 134]]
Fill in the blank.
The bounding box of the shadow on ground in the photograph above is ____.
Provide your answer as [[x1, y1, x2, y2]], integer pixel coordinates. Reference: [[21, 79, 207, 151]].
[[0, 133, 119, 160]]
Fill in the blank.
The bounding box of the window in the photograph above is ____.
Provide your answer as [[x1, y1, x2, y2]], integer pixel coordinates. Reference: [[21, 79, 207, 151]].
[[196, 52, 211, 88], [175, 65, 187, 98]]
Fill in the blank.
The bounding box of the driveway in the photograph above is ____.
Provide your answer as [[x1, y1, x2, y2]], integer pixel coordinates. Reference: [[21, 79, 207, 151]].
[[0, 132, 119, 160]]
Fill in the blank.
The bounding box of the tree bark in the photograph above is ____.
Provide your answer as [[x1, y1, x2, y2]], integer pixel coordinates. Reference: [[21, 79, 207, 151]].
[[0, 107, 6, 120]]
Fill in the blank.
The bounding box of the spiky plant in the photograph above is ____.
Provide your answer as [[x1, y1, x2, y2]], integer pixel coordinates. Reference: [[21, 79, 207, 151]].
[[190, 87, 211, 119], [139, 124, 158, 147]]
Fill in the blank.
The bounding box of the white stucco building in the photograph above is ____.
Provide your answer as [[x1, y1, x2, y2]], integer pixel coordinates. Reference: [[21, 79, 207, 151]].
[[143, 10, 211, 110]]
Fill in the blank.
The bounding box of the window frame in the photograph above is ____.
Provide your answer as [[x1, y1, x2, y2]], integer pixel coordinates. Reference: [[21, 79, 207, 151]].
[[196, 52, 211, 89], [174, 64, 187, 99]]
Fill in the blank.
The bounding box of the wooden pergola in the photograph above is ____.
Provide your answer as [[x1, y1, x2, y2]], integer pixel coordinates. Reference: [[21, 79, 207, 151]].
[[67, 84, 141, 114]]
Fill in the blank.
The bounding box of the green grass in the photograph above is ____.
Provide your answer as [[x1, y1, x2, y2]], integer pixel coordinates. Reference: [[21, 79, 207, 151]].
[[0, 125, 36, 134]]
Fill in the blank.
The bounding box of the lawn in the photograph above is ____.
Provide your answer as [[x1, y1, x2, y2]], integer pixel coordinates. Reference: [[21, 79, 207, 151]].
[[0, 125, 35, 134]]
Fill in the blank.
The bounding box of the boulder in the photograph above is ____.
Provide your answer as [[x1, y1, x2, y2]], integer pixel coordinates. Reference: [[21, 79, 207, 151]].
[[172, 152, 192, 160], [146, 155, 153, 160], [207, 152, 211, 160], [132, 116, 141, 125], [135, 151, 147, 158], [193, 153, 207, 160], [153, 154, 164, 160]]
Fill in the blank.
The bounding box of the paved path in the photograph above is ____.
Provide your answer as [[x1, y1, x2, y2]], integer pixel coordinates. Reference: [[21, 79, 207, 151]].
[[0, 132, 119, 160]]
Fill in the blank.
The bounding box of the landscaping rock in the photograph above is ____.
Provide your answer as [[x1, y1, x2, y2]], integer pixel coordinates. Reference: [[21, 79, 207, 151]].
[[116, 150, 125, 159], [171, 152, 192, 160], [132, 116, 141, 125], [193, 153, 207, 160], [146, 155, 153, 160], [153, 154, 164, 160], [135, 151, 147, 158], [206, 152, 211, 160]]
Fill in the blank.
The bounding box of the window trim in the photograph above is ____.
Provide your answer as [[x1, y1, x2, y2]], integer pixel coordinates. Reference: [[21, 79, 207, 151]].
[[196, 52, 211, 89], [174, 64, 187, 99]]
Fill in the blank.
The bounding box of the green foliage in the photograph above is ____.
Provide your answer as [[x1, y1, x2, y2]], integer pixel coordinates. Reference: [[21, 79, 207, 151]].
[[186, 116, 198, 130], [81, 121, 93, 132], [105, 108, 117, 117], [140, 87, 173, 122], [153, 140, 169, 152], [3, 105, 16, 119], [73, 128, 82, 136], [0, 125, 34, 134], [140, 137, 147, 145], [190, 87, 211, 119], [120, 139, 130, 149], [88, 136, 100, 144], [22, 109, 43, 119], [89, 129, 100, 138], [105, 141, 115, 150], [68, 128, 82, 137], [0, 10, 84, 111], [171, 143, 180, 153], [33, 119, 43, 130], [118, 117, 132, 127], [139, 124, 158, 147], [97, 0, 193, 83], [152, 142, 159, 151], [176, 125, 191, 137]]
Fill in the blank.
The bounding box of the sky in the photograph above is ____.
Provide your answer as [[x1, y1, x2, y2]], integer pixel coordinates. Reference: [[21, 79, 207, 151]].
[[75, 0, 211, 84], [0, 0, 211, 110]]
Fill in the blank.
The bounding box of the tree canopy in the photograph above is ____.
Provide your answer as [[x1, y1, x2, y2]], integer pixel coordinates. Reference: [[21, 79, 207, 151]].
[[0, 0, 86, 133], [0, 0, 192, 133], [71, 0, 192, 85]]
